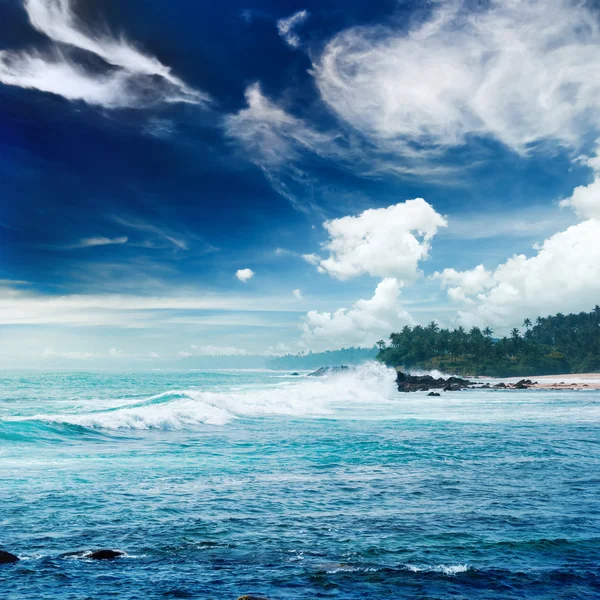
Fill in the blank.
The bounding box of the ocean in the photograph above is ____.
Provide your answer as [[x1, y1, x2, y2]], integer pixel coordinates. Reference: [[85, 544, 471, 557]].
[[0, 363, 599, 599]]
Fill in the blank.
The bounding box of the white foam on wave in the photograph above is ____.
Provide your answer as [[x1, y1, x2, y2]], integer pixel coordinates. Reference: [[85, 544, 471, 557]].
[[16, 362, 397, 430], [405, 563, 469, 575]]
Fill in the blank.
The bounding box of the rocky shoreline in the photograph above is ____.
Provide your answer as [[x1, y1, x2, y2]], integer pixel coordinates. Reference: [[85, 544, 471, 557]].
[[395, 371, 537, 393]]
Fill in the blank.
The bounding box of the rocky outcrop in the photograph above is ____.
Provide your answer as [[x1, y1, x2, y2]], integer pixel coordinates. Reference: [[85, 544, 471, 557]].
[[396, 371, 538, 392], [0, 550, 19, 564], [237, 596, 269, 600], [307, 366, 350, 377], [396, 371, 474, 392]]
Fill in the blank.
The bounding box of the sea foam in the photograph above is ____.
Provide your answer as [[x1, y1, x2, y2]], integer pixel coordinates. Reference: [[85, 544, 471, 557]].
[[13, 362, 397, 430]]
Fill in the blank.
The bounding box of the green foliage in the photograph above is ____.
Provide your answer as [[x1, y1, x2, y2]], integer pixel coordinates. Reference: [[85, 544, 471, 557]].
[[267, 347, 378, 370], [377, 306, 600, 376]]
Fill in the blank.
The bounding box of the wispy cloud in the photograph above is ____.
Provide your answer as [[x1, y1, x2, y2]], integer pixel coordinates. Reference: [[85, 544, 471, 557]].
[[314, 0, 600, 157], [56, 236, 128, 250], [113, 216, 211, 252], [0, 0, 209, 108], [277, 10, 310, 48]]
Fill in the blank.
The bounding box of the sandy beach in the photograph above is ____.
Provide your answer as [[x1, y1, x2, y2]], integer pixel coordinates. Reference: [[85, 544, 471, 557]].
[[487, 373, 600, 390]]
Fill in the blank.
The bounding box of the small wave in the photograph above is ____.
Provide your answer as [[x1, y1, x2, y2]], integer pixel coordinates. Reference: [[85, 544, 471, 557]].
[[404, 563, 469, 576], [3, 362, 397, 431]]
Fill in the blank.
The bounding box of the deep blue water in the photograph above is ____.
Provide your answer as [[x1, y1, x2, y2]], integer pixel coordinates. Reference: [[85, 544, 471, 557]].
[[1, 364, 599, 599]]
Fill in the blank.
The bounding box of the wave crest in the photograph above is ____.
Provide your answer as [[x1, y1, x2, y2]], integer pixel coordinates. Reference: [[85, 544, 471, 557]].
[[7, 362, 397, 431]]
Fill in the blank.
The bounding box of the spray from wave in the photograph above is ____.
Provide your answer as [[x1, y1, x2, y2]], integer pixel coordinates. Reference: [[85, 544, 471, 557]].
[[7, 362, 397, 431]]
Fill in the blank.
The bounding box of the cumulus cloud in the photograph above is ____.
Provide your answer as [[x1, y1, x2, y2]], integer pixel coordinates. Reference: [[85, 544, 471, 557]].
[[0, 0, 208, 108], [314, 0, 600, 156], [301, 278, 415, 351], [314, 199, 447, 281], [293, 289, 302, 300], [277, 10, 309, 48], [235, 268, 255, 282], [435, 219, 600, 329], [560, 146, 600, 219]]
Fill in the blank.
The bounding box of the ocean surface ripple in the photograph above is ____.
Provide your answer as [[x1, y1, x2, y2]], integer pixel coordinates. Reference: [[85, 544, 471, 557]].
[[0, 365, 599, 599]]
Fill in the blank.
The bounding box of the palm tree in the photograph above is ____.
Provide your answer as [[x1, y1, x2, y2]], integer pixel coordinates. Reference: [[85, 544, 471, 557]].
[[523, 318, 532, 330], [376, 340, 386, 351], [483, 326, 493, 338], [427, 321, 440, 334]]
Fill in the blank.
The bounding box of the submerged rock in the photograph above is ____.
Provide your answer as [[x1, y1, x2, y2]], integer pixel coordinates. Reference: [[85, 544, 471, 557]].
[[88, 549, 125, 560], [427, 391, 441, 396], [0, 550, 19, 564], [307, 366, 350, 377], [237, 596, 269, 600], [290, 372, 300, 376]]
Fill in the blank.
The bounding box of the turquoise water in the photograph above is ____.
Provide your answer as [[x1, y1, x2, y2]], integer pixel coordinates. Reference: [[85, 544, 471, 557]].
[[1, 364, 599, 599]]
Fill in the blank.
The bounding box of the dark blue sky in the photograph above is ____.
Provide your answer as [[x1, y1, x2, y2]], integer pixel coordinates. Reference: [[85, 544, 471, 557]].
[[0, 0, 599, 362]]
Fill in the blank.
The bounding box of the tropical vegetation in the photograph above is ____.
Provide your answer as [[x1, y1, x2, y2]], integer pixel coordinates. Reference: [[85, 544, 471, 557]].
[[267, 346, 378, 370], [376, 307, 600, 376]]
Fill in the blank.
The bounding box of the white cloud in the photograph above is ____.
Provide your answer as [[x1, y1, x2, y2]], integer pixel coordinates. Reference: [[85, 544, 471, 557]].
[[42, 347, 96, 359], [225, 83, 337, 167], [314, 0, 600, 156], [560, 145, 600, 219], [265, 342, 293, 355], [301, 277, 415, 351], [0, 285, 303, 327], [235, 268, 255, 283], [315, 199, 447, 281], [277, 10, 309, 48], [0, 0, 207, 108], [435, 219, 600, 329], [189, 345, 250, 356], [224, 83, 344, 211], [293, 289, 302, 300], [108, 347, 124, 357], [74, 236, 128, 249], [302, 253, 321, 265], [148, 352, 160, 359], [177, 351, 192, 357]]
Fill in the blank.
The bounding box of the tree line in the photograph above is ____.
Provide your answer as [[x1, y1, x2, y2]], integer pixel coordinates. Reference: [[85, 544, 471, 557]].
[[267, 346, 378, 370], [376, 306, 600, 376]]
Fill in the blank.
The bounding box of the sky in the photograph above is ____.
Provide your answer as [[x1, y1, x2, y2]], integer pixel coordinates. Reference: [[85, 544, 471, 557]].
[[1, 0, 600, 365]]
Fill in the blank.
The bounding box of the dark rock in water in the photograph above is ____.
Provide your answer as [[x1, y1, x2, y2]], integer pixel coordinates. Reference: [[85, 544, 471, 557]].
[[396, 371, 474, 393], [493, 382, 507, 388], [290, 372, 300, 376], [0, 550, 19, 564], [427, 392, 441, 396], [307, 366, 350, 377], [514, 379, 534, 389], [88, 549, 125, 560], [238, 596, 269, 600]]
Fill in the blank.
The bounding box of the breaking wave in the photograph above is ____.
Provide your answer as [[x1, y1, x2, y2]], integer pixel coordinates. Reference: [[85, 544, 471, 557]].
[[4, 362, 397, 431]]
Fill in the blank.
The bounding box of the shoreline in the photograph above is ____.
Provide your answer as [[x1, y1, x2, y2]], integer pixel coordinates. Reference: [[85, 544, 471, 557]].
[[474, 373, 600, 390]]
